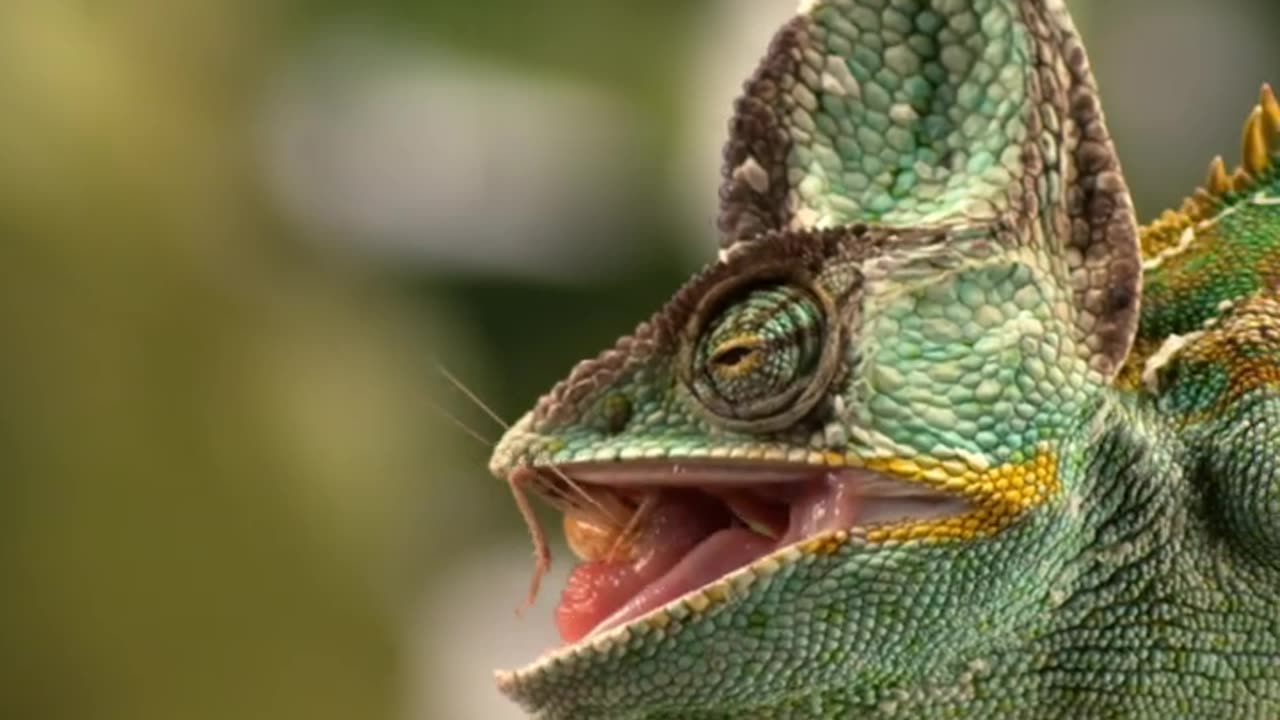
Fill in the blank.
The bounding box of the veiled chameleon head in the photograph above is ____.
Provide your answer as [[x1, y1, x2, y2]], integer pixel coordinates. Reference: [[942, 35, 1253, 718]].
[[488, 0, 1141, 716]]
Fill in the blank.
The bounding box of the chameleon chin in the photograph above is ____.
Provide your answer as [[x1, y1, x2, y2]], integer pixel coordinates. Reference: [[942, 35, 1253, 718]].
[[488, 0, 1280, 717]]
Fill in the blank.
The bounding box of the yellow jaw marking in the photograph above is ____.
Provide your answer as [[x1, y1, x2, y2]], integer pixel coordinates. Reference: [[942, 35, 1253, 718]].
[[864, 450, 1061, 542]]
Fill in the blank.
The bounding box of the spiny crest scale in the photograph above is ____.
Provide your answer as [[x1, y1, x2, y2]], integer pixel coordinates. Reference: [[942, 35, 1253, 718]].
[[1141, 84, 1280, 260]]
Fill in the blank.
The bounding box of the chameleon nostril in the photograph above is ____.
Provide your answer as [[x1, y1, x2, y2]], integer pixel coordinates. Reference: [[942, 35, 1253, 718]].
[[603, 394, 632, 435]]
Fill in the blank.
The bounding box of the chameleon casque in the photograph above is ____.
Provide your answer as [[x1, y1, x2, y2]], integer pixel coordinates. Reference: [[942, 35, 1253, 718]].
[[486, 0, 1280, 716]]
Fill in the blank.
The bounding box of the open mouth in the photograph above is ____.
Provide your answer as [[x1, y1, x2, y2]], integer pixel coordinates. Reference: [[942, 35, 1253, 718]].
[[512, 461, 972, 647]]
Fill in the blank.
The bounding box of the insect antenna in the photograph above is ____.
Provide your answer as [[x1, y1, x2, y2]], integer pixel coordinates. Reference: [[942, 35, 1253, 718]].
[[437, 363, 510, 430], [437, 364, 632, 610], [428, 401, 495, 448], [436, 363, 622, 524], [545, 464, 625, 526], [607, 492, 657, 562]]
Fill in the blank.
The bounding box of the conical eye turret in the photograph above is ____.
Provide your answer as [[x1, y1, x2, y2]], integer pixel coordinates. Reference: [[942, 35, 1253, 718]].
[[683, 277, 843, 433], [696, 285, 825, 409]]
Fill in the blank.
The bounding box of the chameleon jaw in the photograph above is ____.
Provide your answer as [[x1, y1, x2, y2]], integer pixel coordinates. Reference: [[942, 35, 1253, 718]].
[[501, 460, 974, 678]]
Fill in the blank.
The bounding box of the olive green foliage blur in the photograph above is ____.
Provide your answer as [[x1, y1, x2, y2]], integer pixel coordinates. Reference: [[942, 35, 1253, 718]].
[[0, 1, 1277, 719], [0, 3, 447, 719]]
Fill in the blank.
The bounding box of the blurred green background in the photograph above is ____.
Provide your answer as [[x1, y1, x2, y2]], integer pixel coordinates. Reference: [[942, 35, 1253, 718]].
[[0, 1, 1274, 719]]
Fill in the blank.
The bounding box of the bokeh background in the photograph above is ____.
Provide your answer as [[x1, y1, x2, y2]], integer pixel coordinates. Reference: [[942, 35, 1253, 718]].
[[1, 1, 1275, 719]]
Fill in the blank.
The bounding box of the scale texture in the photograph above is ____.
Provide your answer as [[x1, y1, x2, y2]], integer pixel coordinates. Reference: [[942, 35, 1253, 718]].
[[487, 0, 1280, 717]]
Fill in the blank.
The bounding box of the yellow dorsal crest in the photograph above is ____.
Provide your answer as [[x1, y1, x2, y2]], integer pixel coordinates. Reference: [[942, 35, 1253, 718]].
[[1140, 84, 1280, 260]]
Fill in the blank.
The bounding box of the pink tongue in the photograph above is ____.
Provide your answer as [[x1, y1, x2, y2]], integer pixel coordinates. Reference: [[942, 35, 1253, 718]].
[[588, 528, 775, 637], [555, 473, 865, 644], [556, 493, 722, 644], [782, 472, 864, 545], [556, 561, 644, 644], [557, 529, 775, 644]]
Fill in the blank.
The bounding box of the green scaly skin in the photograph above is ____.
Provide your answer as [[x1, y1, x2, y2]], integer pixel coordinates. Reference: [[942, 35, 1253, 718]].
[[487, 0, 1280, 716]]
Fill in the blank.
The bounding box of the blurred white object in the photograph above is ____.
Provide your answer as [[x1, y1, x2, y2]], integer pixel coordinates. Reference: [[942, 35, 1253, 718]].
[[676, 0, 802, 249], [261, 29, 642, 279], [408, 541, 570, 720]]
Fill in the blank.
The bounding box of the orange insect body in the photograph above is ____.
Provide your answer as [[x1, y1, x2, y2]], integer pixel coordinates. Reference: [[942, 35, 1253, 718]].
[[509, 466, 660, 612], [563, 495, 655, 564], [563, 512, 627, 562]]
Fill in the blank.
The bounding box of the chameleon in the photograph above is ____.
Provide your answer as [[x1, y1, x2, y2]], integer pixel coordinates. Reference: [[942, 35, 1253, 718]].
[[486, 0, 1280, 717]]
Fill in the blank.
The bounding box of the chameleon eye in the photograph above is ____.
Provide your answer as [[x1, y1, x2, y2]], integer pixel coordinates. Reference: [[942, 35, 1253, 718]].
[[684, 281, 842, 432]]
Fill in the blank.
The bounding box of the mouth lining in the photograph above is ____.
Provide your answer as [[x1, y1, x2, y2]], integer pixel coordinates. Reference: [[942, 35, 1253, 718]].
[[515, 460, 972, 650]]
